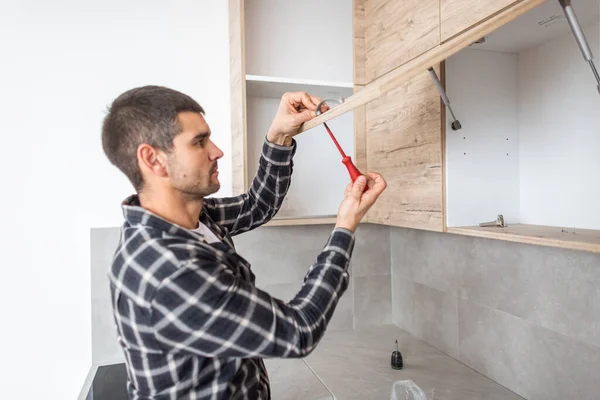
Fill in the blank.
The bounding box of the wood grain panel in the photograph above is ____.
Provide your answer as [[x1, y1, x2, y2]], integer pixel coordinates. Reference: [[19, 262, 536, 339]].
[[366, 67, 443, 231], [229, 0, 247, 194], [441, 0, 518, 42], [266, 217, 338, 227], [448, 224, 600, 254], [353, 86, 367, 175], [353, 0, 367, 85], [364, 0, 440, 83], [354, 85, 368, 223], [297, 0, 545, 134]]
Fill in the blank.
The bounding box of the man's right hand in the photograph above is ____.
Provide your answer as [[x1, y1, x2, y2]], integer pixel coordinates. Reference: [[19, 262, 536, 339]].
[[335, 172, 387, 232]]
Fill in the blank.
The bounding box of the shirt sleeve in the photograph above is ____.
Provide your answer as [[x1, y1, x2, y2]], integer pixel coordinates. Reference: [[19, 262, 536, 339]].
[[150, 227, 354, 359], [201, 137, 296, 236]]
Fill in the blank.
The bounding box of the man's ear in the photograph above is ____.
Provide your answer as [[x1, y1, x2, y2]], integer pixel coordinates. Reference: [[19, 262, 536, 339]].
[[137, 144, 169, 179]]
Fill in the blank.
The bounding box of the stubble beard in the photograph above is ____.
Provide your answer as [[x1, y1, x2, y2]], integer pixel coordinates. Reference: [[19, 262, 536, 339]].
[[168, 159, 219, 200]]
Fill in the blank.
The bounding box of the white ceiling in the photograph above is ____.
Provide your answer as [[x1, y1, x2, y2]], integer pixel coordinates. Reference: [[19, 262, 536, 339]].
[[469, 0, 599, 53]]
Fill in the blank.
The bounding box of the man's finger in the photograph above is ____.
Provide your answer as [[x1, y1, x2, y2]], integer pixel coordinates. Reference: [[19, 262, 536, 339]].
[[294, 109, 316, 125], [349, 175, 367, 198], [344, 182, 352, 197], [287, 92, 319, 110], [302, 92, 321, 110], [366, 172, 383, 181], [367, 173, 387, 195]]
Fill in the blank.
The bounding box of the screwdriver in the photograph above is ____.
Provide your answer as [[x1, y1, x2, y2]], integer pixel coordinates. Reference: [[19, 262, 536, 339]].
[[322, 121, 367, 192]]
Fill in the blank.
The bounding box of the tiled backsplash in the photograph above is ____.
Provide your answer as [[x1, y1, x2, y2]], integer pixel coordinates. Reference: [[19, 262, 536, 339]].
[[90, 222, 391, 363], [90, 221, 599, 399], [390, 226, 600, 400]]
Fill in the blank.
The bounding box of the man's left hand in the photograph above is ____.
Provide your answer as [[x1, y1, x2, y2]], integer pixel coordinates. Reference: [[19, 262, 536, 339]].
[[266, 92, 329, 146]]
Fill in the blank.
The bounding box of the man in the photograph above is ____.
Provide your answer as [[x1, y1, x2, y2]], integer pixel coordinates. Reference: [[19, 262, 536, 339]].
[[101, 85, 387, 399]]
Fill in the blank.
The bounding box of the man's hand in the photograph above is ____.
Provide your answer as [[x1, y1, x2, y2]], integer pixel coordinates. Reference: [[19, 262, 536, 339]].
[[266, 92, 330, 146], [335, 172, 387, 232]]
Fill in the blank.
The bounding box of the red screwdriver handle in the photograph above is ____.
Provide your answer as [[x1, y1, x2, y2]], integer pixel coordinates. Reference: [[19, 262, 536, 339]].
[[342, 156, 367, 192]]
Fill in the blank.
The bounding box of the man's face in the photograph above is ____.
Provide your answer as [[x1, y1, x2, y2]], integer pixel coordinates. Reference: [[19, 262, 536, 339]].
[[166, 111, 224, 199]]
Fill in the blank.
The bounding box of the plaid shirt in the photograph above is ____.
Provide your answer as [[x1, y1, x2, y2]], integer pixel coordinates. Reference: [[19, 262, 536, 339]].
[[108, 137, 355, 399]]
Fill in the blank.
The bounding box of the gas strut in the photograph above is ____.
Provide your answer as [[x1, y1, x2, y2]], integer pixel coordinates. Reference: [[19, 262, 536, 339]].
[[428, 67, 462, 131], [559, 0, 600, 94]]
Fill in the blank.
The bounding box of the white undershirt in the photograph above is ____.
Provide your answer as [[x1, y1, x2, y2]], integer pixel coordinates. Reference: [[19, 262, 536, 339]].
[[192, 222, 221, 244]]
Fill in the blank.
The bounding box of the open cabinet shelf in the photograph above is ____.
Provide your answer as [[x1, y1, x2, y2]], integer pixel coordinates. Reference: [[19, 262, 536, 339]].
[[230, 0, 355, 226], [448, 224, 600, 253], [442, 0, 600, 252]]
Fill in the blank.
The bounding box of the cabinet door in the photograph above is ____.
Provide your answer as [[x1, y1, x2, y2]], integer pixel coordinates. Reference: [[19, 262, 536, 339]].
[[366, 65, 444, 231], [364, 0, 440, 83], [441, 0, 518, 41], [353, 0, 367, 85]]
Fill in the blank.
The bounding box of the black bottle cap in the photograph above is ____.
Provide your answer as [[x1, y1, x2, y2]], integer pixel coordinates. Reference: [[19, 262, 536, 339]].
[[391, 339, 403, 370]]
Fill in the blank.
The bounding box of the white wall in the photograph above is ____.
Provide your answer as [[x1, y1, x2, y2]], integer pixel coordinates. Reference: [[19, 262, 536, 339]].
[[0, 1, 231, 398], [518, 22, 600, 230], [445, 49, 521, 227]]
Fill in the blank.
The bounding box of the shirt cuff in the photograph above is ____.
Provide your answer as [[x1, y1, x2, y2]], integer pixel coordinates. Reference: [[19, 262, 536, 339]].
[[262, 136, 297, 167], [323, 227, 356, 267]]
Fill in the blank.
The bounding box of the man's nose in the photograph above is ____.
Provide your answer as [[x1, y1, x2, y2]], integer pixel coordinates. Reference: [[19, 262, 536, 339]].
[[210, 141, 224, 160]]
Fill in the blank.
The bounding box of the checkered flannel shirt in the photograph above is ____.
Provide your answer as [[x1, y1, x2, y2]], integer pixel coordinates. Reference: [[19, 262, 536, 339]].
[[109, 137, 355, 399]]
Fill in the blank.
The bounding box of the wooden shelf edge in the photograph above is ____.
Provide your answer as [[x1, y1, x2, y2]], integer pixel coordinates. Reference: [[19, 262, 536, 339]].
[[447, 225, 600, 254], [297, 0, 545, 133], [264, 216, 337, 227]]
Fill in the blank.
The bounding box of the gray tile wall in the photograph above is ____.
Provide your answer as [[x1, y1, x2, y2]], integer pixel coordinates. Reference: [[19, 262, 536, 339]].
[[90, 227, 124, 365], [390, 226, 600, 400], [90, 222, 391, 363], [230, 222, 392, 330]]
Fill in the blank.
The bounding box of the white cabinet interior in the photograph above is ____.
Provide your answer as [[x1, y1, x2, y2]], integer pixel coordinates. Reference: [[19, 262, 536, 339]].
[[444, 0, 600, 252], [240, 0, 356, 224]]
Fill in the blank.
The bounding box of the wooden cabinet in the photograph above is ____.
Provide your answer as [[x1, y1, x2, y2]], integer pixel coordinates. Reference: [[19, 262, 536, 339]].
[[440, 0, 518, 42], [442, 0, 600, 252], [364, 0, 440, 83], [230, 0, 600, 253]]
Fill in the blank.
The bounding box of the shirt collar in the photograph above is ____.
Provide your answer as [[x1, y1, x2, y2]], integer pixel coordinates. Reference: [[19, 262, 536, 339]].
[[121, 194, 199, 238], [120, 194, 231, 247]]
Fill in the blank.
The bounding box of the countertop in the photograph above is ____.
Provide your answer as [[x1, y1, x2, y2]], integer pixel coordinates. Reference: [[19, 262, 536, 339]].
[[80, 324, 524, 399], [265, 324, 524, 400]]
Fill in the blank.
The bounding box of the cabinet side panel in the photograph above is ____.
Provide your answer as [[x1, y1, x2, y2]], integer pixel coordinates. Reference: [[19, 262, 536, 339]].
[[230, 0, 247, 193], [354, 85, 368, 222], [366, 67, 443, 231], [518, 22, 600, 230]]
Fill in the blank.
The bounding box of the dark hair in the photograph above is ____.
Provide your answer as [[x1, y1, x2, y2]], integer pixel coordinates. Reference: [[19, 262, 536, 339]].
[[101, 85, 204, 191]]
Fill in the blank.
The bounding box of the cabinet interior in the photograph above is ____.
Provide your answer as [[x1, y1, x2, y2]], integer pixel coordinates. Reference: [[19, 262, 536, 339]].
[[443, 0, 600, 252]]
